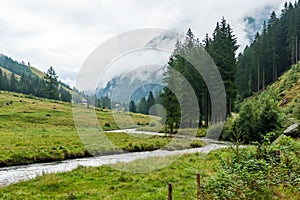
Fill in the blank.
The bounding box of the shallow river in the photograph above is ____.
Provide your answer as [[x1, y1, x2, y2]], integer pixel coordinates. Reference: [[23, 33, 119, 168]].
[[0, 143, 226, 187]]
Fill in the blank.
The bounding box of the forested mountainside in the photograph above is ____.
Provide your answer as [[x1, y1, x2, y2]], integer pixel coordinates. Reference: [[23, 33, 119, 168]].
[[222, 62, 300, 142], [0, 54, 72, 102], [237, 1, 300, 97]]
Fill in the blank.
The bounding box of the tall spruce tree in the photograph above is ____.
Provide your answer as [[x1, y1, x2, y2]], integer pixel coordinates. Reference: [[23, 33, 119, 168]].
[[161, 29, 210, 132], [205, 17, 238, 116]]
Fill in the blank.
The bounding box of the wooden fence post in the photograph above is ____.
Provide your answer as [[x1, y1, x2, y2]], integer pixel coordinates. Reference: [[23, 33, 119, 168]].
[[168, 182, 172, 200], [196, 173, 201, 199]]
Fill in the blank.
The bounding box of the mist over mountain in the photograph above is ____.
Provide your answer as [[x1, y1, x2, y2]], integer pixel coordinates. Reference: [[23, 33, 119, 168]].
[[97, 64, 166, 103], [96, 30, 181, 103]]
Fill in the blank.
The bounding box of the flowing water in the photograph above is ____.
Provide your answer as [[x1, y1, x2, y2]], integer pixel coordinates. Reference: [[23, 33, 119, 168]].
[[0, 129, 227, 187]]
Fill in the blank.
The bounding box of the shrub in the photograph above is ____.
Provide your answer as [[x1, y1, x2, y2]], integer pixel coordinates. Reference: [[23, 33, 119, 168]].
[[204, 137, 300, 199], [190, 140, 204, 148], [224, 96, 282, 143]]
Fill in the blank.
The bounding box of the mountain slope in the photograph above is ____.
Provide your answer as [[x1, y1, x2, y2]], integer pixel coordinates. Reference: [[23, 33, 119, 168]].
[[237, 62, 300, 122], [237, 2, 300, 97], [0, 54, 33, 77], [0, 67, 21, 79], [0, 53, 75, 102], [270, 62, 300, 120], [30, 66, 45, 78], [97, 65, 166, 103]]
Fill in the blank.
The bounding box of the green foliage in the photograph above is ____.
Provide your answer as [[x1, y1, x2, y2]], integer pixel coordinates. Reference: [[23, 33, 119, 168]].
[[160, 87, 180, 134], [98, 95, 112, 109], [223, 95, 282, 143], [59, 87, 72, 102], [128, 91, 160, 116], [204, 137, 300, 199], [205, 17, 239, 116], [161, 20, 238, 133]]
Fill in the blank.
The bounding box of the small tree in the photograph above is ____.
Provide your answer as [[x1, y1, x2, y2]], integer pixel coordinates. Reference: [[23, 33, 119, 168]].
[[160, 88, 180, 134], [44, 66, 59, 100], [257, 99, 281, 135]]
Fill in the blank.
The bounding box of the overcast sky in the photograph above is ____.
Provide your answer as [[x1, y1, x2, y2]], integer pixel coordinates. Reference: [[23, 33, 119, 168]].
[[0, 0, 287, 87]]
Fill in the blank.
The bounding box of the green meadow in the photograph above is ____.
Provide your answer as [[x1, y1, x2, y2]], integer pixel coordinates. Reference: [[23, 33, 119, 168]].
[[1, 91, 192, 167]]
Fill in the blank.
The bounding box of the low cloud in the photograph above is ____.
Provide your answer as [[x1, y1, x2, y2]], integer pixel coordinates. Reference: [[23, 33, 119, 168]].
[[0, 0, 286, 86]]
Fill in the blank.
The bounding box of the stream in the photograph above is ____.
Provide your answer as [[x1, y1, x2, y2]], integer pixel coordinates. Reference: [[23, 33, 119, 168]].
[[0, 129, 227, 187]]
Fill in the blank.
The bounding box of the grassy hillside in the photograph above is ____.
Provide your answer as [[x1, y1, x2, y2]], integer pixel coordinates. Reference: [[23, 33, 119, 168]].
[[237, 62, 300, 122], [0, 54, 32, 77], [29, 66, 45, 78], [0, 91, 165, 167], [0, 67, 21, 79], [0, 54, 76, 102], [270, 63, 300, 121], [225, 62, 300, 143], [29, 66, 76, 96]]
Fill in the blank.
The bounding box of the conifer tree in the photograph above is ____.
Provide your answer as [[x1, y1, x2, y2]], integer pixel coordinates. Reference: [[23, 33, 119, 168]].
[[44, 66, 59, 100], [146, 91, 155, 115], [129, 100, 137, 113], [205, 17, 238, 116], [138, 97, 147, 114]]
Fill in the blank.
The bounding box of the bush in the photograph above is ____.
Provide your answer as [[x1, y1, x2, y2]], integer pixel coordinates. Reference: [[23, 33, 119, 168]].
[[204, 137, 300, 199], [222, 117, 239, 141], [190, 140, 204, 148], [224, 96, 282, 143]]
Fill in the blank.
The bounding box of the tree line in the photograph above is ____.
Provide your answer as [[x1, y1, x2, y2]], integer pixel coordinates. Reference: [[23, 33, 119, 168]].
[[160, 18, 238, 133], [237, 1, 300, 97], [0, 66, 71, 102], [129, 91, 157, 115]]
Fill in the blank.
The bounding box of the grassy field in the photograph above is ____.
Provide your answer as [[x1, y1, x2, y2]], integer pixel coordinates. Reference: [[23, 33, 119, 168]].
[[0, 151, 221, 200], [1, 137, 299, 200], [107, 132, 204, 152], [0, 91, 177, 167]]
